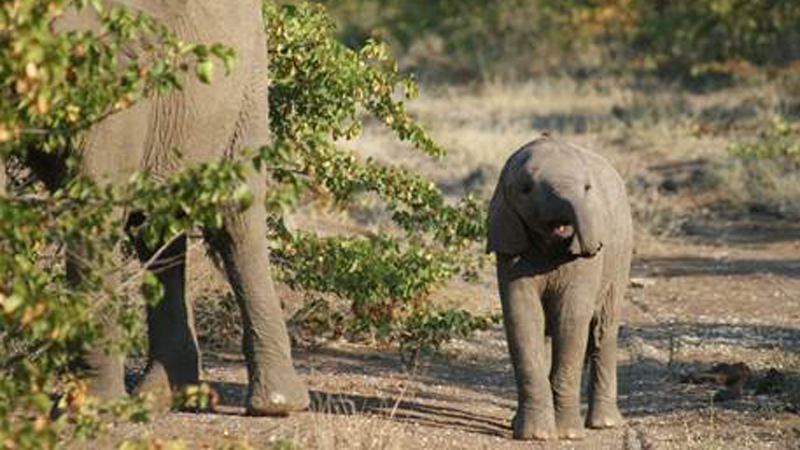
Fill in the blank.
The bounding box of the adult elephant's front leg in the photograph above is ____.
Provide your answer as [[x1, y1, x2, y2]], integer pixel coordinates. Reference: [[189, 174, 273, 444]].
[[548, 287, 594, 440], [211, 188, 309, 416], [497, 256, 556, 441], [66, 241, 127, 400]]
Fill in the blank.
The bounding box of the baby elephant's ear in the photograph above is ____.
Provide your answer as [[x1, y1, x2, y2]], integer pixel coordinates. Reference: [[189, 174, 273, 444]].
[[487, 178, 531, 256]]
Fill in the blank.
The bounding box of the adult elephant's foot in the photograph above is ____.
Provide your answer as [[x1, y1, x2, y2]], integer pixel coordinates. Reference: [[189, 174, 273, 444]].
[[512, 408, 557, 441], [586, 402, 624, 429], [246, 370, 309, 417], [84, 353, 127, 401], [134, 362, 174, 414], [52, 353, 126, 420]]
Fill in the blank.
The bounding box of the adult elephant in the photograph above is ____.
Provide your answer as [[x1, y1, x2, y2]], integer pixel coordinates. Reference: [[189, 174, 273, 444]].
[[0, 0, 309, 416], [487, 136, 632, 440]]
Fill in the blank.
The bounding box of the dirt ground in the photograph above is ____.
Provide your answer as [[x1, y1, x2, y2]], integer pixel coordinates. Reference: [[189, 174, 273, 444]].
[[93, 81, 800, 449]]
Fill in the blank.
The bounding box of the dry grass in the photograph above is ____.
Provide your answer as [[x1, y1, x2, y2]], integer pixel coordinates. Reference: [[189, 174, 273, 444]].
[[347, 76, 794, 201], [273, 413, 403, 450], [711, 156, 800, 218]]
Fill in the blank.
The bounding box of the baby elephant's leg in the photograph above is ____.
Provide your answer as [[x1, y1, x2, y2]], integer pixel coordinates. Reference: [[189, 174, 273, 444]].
[[549, 287, 594, 440], [497, 256, 556, 441], [586, 296, 623, 429]]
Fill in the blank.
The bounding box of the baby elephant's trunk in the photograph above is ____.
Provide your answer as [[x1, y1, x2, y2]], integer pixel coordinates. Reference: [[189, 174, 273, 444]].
[[568, 200, 603, 257]]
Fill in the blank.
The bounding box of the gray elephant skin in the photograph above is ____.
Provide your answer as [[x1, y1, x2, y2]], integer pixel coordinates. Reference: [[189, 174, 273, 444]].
[[487, 136, 632, 440], [0, 0, 309, 415]]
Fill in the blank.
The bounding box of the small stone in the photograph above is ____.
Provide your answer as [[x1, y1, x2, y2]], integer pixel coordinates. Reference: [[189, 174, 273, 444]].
[[630, 277, 656, 288]]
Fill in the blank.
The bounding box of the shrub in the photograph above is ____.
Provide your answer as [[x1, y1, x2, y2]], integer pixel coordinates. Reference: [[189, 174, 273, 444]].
[[728, 115, 800, 162], [718, 115, 800, 217], [261, 1, 496, 363]]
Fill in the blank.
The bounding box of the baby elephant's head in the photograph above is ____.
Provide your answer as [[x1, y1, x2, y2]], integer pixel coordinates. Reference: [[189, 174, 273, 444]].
[[487, 137, 603, 259]]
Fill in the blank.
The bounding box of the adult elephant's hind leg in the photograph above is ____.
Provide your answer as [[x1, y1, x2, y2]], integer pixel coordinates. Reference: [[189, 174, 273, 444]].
[[134, 233, 200, 408], [211, 188, 309, 416]]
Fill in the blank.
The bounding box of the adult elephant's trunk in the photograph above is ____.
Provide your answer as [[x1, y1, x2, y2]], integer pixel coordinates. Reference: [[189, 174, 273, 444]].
[[568, 198, 602, 257]]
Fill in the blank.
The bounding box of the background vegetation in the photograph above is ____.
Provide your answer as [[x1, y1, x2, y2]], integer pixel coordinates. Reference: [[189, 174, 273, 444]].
[[319, 0, 800, 83]]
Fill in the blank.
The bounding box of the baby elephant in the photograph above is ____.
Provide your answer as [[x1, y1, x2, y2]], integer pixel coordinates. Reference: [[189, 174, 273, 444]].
[[487, 136, 632, 440]]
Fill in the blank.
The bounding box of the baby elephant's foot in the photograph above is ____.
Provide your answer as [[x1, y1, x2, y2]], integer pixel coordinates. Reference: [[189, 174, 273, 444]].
[[247, 372, 310, 417], [556, 410, 586, 440], [512, 408, 557, 441], [557, 424, 586, 440], [587, 403, 625, 429]]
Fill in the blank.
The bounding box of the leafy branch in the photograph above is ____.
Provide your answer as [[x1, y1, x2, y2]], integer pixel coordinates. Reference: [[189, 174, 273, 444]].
[[261, 2, 492, 362]]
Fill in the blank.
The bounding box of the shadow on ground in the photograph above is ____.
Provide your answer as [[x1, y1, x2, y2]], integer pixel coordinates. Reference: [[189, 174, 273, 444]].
[[621, 322, 800, 352], [306, 390, 510, 437], [190, 319, 799, 441], [206, 380, 510, 438], [680, 218, 800, 246], [619, 321, 800, 419], [634, 255, 800, 278]]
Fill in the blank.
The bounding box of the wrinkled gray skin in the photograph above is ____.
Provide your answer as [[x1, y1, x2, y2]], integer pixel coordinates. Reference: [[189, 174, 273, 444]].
[[487, 136, 632, 440], [0, 0, 309, 415]]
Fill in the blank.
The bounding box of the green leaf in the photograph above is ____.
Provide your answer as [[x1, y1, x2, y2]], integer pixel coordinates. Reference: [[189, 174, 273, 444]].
[[195, 60, 214, 84], [2, 294, 24, 313]]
